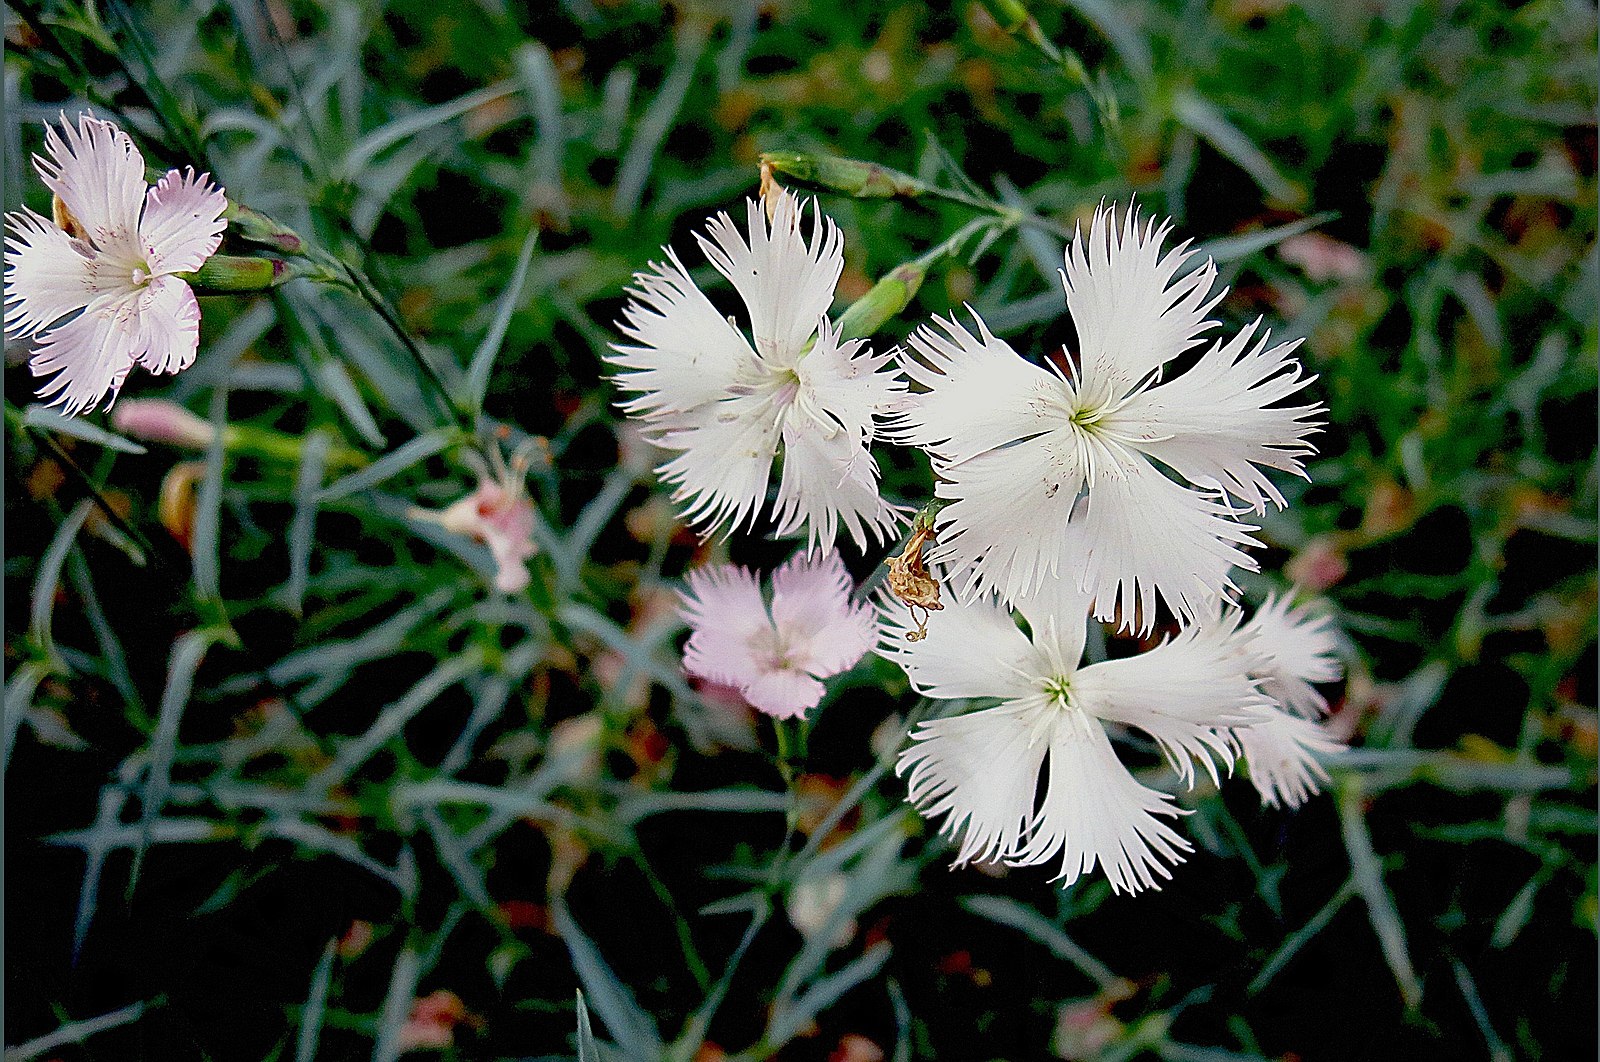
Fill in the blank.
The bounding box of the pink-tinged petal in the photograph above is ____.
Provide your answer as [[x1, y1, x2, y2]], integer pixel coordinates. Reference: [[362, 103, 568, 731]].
[[140, 167, 228, 276], [897, 701, 1047, 867], [132, 275, 200, 375], [679, 563, 773, 690], [4, 208, 94, 336], [29, 298, 142, 416], [1011, 711, 1192, 895], [742, 667, 824, 719], [35, 113, 147, 256], [769, 551, 874, 679]]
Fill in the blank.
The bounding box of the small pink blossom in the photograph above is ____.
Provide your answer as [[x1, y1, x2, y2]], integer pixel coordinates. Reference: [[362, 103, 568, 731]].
[[4, 113, 227, 414], [679, 551, 874, 720], [436, 478, 536, 592], [414, 443, 539, 593]]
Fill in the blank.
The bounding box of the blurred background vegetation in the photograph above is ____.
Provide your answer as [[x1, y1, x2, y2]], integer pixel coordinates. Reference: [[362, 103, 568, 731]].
[[3, 0, 1596, 1059]]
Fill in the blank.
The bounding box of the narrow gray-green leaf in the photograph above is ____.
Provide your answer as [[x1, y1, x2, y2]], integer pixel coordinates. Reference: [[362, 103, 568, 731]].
[[765, 943, 891, 1048], [1174, 91, 1301, 206], [6, 999, 152, 1061], [316, 361, 385, 447], [190, 387, 230, 603], [319, 429, 451, 503], [465, 227, 540, 411], [22, 404, 146, 454], [1201, 213, 1338, 265], [133, 628, 224, 888], [288, 432, 332, 615], [960, 894, 1120, 991], [30, 498, 92, 653], [612, 17, 710, 217], [369, 944, 422, 1062], [295, 939, 338, 1062], [551, 899, 664, 1059], [575, 990, 601, 1062], [1337, 782, 1422, 1009], [343, 81, 518, 175]]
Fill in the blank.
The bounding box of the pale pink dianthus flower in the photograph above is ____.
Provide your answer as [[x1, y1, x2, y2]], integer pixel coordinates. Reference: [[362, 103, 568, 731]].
[[679, 551, 874, 720], [4, 113, 228, 415]]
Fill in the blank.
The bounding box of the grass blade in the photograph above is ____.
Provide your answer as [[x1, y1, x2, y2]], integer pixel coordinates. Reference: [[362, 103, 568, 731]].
[[464, 227, 540, 413], [551, 899, 664, 1059], [287, 431, 332, 615], [22, 404, 146, 454], [132, 628, 223, 889], [295, 939, 338, 1062]]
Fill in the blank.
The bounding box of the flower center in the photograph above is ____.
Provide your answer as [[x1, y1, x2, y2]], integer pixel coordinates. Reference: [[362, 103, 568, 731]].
[[131, 265, 152, 287], [1041, 674, 1073, 709]]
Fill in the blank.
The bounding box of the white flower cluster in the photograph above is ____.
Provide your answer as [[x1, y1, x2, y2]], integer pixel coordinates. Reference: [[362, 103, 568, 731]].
[[614, 187, 1346, 893]]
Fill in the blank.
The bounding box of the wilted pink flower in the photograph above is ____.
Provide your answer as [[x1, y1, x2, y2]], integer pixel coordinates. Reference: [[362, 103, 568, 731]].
[[4, 113, 227, 415], [679, 551, 874, 719], [414, 443, 538, 593], [110, 397, 215, 448]]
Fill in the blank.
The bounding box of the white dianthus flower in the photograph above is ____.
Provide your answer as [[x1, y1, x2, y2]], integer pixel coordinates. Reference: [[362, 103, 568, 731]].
[[610, 188, 903, 552], [890, 204, 1322, 632], [4, 113, 228, 415], [881, 579, 1271, 894]]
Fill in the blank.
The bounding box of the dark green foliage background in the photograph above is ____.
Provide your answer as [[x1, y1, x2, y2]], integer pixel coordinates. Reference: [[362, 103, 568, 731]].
[[4, 1, 1596, 1060]]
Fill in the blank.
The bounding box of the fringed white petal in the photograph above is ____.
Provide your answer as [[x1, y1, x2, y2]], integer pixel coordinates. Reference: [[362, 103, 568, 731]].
[[1006, 574, 1094, 675], [28, 297, 142, 415], [609, 246, 762, 422], [696, 189, 842, 366], [653, 387, 783, 536], [1240, 593, 1344, 717], [897, 702, 1048, 867], [773, 321, 904, 552], [139, 167, 228, 276], [679, 564, 772, 690], [770, 551, 875, 679], [1112, 318, 1324, 513], [1232, 710, 1344, 808], [1071, 450, 1260, 633], [889, 310, 1067, 463], [876, 588, 1040, 702], [1011, 711, 1192, 894], [926, 435, 1086, 604], [132, 275, 201, 375], [35, 113, 147, 258], [1072, 617, 1272, 787], [3, 208, 95, 337], [1061, 203, 1224, 402]]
